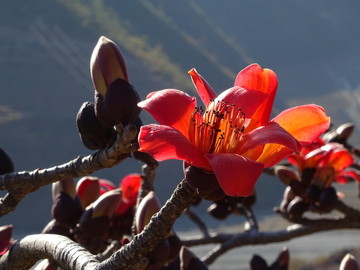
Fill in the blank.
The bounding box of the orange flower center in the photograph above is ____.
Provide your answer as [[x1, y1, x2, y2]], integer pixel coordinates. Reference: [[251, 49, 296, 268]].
[[188, 100, 246, 154]]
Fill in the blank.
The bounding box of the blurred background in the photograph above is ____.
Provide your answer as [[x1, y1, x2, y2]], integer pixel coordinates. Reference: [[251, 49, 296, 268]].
[[1, 0, 360, 267]]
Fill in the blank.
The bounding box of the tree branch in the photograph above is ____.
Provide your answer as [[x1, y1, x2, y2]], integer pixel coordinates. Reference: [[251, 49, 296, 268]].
[[0, 179, 198, 270], [181, 217, 360, 265], [0, 124, 138, 217]]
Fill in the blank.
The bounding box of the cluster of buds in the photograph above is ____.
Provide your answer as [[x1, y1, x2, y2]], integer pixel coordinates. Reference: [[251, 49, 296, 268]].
[[43, 173, 142, 255], [207, 193, 256, 220], [275, 124, 360, 219], [76, 36, 141, 150]]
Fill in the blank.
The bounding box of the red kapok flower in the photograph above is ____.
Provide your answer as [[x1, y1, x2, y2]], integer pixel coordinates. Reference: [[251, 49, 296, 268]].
[[138, 64, 330, 196], [116, 173, 142, 215], [289, 142, 360, 185]]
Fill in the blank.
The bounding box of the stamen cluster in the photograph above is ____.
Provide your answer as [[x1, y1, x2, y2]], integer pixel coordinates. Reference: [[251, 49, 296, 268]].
[[189, 100, 246, 154]]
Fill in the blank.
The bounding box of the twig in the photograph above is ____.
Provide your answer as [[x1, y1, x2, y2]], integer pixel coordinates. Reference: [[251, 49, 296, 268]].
[[181, 217, 360, 265], [184, 208, 210, 238]]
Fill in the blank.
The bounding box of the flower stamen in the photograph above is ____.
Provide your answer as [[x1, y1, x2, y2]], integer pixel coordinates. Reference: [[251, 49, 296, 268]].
[[189, 100, 246, 154]]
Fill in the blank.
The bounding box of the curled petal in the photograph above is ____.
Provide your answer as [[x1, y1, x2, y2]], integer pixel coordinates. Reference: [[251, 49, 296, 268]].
[[238, 122, 301, 155], [188, 68, 217, 106], [207, 153, 264, 196], [138, 124, 210, 170], [235, 63, 278, 128], [138, 89, 196, 137], [272, 104, 330, 144]]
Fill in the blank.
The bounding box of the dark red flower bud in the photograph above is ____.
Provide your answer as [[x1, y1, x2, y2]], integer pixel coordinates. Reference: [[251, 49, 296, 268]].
[[269, 248, 289, 270], [274, 166, 298, 186], [317, 186, 337, 213], [184, 165, 225, 201], [51, 192, 83, 226], [147, 239, 171, 266], [167, 234, 182, 263], [94, 79, 141, 127], [76, 101, 117, 150], [0, 148, 14, 174], [286, 197, 309, 219], [300, 168, 316, 185], [78, 208, 110, 238], [306, 184, 321, 203], [339, 253, 360, 270], [250, 254, 268, 270], [180, 246, 208, 270], [289, 180, 307, 197], [42, 219, 72, 239]]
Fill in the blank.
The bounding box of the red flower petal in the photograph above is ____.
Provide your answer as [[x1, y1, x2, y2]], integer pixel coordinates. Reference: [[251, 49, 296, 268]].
[[272, 104, 330, 144], [120, 173, 142, 205], [234, 64, 278, 129], [138, 89, 196, 138], [215, 86, 267, 119], [138, 124, 211, 170], [238, 122, 301, 155], [207, 153, 264, 196], [188, 68, 217, 106]]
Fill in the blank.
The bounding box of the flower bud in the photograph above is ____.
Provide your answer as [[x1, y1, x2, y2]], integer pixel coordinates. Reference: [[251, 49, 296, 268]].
[[76, 101, 117, 150], [269, 247, 289, 270], [286, 197, 308, 219], [76, 176, 100, 209], [94, 79, 141, 127], [340, 253, 360, 270], [99, 178, 116, 195], [42, 219, 72, 239], [250, 254, 268, 270], [317, 186, 337, 213], [274, 165, 298, 186], [90, 36, 129, 97], [180, 246, 208, 270], [207, 202, 231, 220], [184, 165, 225, 201], [336, 123, 355, 141], [0, 148, 14, 174], [0, 225, 13, 255], [91, 189, 122, 218], [135, 191, 161, 233], [306, 184, 321, 203]]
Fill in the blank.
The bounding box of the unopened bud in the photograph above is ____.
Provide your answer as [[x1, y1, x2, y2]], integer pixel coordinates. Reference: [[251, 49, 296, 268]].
[[91, 189, 122, 218], [135, 191, 161, 233], [90, 36, 129, 97], [76, 176, 100, 209], [274, 166, 298, 186], [340, 253, 360, 270]]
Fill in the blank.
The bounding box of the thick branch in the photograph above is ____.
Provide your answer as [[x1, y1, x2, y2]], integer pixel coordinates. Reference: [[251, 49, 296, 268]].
[[0, 234, 99, 270], [0, 179, 197, 270], [0, 124, 138, 217]]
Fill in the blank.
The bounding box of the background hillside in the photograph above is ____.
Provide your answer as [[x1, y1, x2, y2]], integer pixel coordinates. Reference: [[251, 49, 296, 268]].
[[1, 0, 360, 239]]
